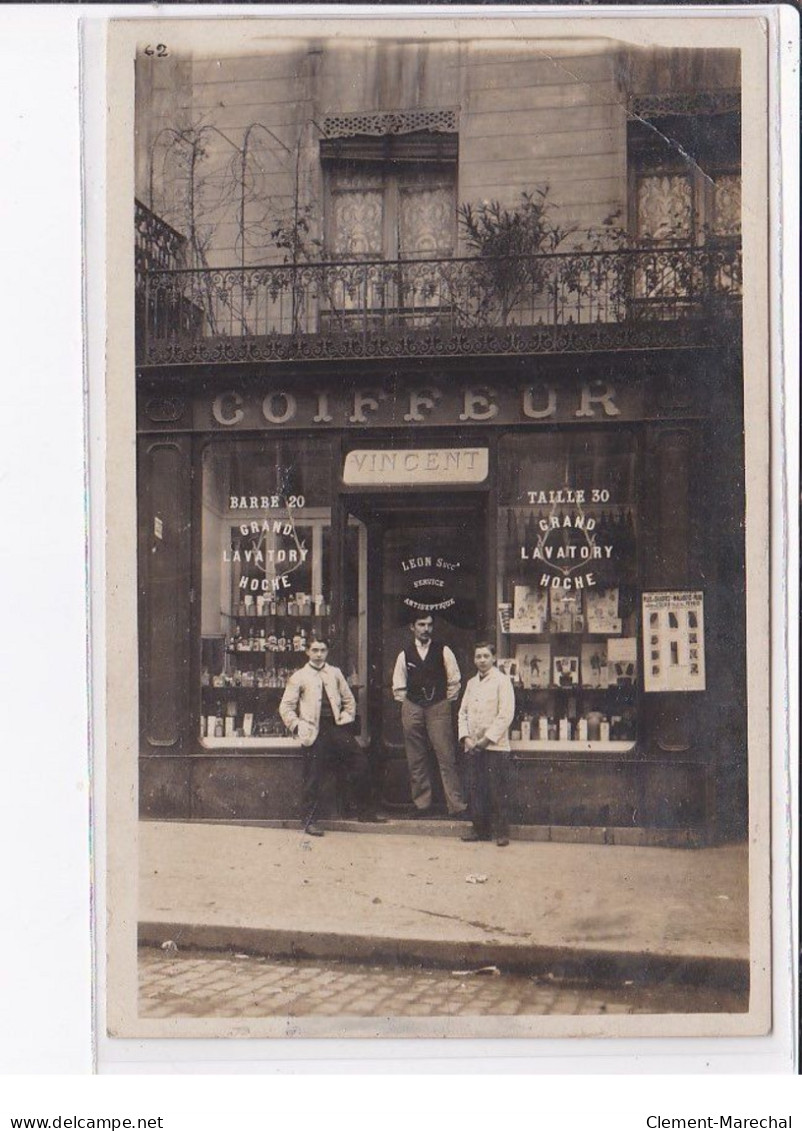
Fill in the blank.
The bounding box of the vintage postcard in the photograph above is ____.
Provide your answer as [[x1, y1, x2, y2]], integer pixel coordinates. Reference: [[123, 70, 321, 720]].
[[103, 10, 775, 1041]]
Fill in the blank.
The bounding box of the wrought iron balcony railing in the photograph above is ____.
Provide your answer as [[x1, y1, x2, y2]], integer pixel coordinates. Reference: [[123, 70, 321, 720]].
[[136, 243, 742, 366]]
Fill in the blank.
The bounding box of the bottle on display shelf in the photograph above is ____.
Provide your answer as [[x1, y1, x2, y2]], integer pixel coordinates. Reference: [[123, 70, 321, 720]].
[[314, 594, 324, 616], [520, 714, 532, 742], [292, 626, 303, 652], [288, 598, 298, 617], [586, 711, 602, 741], [277, 632, 288, 652], [599, 717, 610, 742], [538, 714, 549, 740], [277, 597, 287, 616], [577, 716, 589, 741]]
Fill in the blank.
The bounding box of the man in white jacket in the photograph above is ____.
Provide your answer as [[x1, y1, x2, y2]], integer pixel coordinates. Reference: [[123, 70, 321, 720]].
[[458, 642, 516, 846], [280, 637, 384, 836]]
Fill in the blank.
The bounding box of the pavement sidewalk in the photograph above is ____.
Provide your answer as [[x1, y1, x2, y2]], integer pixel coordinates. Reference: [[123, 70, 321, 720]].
[[138, 820, 749, 985]]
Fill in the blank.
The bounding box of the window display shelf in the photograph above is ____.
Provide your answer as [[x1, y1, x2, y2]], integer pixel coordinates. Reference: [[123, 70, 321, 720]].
[[509, 739, 636, 753], [502, 630, 625, 638], [514, 684, 637, 694], [202, 684, 287, 693], [231, 613, 332, 622], [201, 736, 301, 750], [224, 648, 309, 658]]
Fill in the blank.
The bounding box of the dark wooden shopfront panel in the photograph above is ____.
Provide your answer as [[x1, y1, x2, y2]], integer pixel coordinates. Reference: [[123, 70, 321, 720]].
[[138, 436, 192, 755]]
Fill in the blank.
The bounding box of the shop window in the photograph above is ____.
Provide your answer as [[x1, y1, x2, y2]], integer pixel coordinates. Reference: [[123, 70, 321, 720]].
[[496, 432, 639, 752], [199, 439, 366, 748]]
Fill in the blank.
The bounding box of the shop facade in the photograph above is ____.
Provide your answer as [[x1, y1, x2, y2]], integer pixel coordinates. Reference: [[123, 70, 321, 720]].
[[137, 342, 746, 843], [134, 36, 745, 844]]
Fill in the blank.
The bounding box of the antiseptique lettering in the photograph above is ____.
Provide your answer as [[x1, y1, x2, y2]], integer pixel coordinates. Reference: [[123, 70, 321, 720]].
[[211, 382, 621, 428]]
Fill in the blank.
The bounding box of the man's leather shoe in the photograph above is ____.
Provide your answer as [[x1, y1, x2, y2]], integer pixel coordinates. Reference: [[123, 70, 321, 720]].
[[496, 837, 510, 847], [304, 822, 325, 837]]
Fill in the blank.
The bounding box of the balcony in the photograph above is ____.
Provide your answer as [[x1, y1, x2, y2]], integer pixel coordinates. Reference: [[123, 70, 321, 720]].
[[136, 242, 742, 367]]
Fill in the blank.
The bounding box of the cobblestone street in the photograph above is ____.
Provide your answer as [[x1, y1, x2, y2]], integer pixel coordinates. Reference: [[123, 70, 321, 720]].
[[139, 947, 747, 1020]]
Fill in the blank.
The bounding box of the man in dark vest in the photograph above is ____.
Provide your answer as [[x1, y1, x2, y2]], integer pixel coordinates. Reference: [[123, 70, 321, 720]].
[[392, 615, 468, 817]]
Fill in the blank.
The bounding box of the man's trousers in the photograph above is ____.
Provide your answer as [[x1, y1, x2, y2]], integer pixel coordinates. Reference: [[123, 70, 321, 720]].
[[302, 721, 372, 826], [400, 698, 467, 815]]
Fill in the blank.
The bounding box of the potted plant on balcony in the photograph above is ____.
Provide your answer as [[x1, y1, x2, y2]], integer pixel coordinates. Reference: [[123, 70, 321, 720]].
[[456, 187, 576, 327]]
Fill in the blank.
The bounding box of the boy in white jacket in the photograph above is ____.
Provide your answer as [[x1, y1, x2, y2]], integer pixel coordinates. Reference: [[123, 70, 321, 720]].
[[280, 637, 384, 836], [457, 642, 516, 846]]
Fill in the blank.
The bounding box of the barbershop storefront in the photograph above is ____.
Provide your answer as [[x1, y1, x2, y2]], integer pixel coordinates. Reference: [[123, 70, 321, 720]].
[[137, 354, 747, 844]]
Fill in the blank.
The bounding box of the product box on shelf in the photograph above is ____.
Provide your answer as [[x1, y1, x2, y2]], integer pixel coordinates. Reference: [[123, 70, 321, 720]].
[[515, 643, 551, 688]]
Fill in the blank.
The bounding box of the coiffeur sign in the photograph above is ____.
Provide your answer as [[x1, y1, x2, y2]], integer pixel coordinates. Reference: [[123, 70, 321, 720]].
[[201, 379, 638, 431]]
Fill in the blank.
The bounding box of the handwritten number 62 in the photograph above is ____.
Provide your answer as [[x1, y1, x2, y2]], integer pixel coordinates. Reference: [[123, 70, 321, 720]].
[[144, 44, 168, 57]]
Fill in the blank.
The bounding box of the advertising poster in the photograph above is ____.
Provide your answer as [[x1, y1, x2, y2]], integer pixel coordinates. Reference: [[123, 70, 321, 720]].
[[643, 591, 706, 693]]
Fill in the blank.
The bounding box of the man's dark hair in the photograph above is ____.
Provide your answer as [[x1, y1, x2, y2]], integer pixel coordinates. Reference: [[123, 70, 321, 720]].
[[307, 635, 330, 649], [474, 640, 496, 655]]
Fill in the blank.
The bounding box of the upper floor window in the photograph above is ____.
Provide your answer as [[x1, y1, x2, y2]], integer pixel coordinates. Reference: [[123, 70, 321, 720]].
[[634, 166, 741, 245], [628, 102, 741, 246], [319, 123, 458, 325], [320, 124, 458, 262], [327, 163, 456, 261]]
